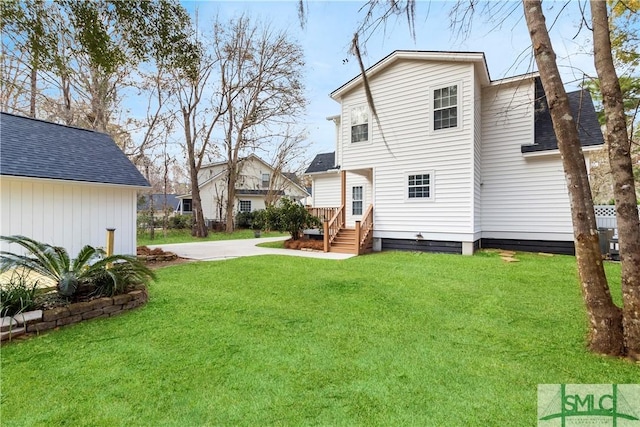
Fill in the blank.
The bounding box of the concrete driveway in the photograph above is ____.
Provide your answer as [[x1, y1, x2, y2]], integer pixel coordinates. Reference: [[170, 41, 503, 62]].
[[148, 236, 355, 262]]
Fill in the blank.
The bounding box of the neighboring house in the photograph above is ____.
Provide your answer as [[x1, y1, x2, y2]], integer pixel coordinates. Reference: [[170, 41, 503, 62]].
[[177, 154, 309, 222], [0, 112, 150, 256], [304, 50, 604, 255], [137, 193, 180, 214]]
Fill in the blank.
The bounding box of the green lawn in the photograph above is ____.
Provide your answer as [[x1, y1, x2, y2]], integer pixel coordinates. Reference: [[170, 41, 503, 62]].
[[136, 228, 287, 246], [1, 251, 636, 426]]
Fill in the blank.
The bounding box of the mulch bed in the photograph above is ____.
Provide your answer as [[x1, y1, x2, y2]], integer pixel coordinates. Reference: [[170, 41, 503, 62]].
[[284, 238, 324, 251]]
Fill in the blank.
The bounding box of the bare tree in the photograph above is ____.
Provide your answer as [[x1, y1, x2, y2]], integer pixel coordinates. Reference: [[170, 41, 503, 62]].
[[264, 128, 309, 207], [522, 0, 623, 356], [590, 0, 640, 356], [213, 16, 306, 232], [173, 45, 224, 237]]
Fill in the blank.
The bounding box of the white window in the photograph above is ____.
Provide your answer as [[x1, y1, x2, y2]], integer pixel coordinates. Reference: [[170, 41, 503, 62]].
[[408, 174, 432, 199], [433, 85, 458, 130], [351, 106, 369, 143], [261, 173, 270, 188], [352, 186, 363, 215], [239, 200, 251, 213]]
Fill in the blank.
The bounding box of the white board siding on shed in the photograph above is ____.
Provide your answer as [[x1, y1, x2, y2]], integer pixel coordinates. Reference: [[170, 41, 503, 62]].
[[481, 80, 573, 240], [339, 60, 475, 235], [1, 176, 138, 256]]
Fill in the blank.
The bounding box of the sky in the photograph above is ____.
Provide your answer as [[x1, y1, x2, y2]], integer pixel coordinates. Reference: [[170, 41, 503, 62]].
[[176, 0, 600, 162]]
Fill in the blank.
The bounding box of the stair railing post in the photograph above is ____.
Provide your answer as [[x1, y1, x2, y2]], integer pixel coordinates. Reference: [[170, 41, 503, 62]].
[[355, 220, 361, 255], [323, 219, 329, 252]]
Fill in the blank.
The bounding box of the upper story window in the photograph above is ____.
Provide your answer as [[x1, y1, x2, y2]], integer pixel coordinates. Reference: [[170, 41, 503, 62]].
[[351, 106, 369, 143], [261, 173, 270, 188], [433, 85, 458, 130], [408, 173, 432, 200]]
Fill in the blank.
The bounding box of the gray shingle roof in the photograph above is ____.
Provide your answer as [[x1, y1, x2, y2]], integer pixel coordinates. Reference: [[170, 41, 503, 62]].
[[305, 152, 337, 174], [0, 112, 149, 187], [236, 189, 285, 196], [522, 77, 604, 153], [137, 194, 180, 211]]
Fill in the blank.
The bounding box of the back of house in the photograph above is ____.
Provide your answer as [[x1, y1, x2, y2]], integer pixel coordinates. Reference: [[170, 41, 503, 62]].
[[305, 50, 604, 255]]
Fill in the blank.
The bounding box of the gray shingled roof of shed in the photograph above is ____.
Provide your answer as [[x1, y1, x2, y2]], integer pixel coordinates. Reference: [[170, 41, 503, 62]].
[[523, 77, 604, 153], [0, 112, 149, 187], [305, 152, 337, 174]]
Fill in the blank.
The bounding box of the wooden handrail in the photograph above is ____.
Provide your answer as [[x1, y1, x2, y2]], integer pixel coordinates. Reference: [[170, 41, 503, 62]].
[[323, 204, 344, 252], [357, 204, 374, 255], [306, 207, 338, 223]]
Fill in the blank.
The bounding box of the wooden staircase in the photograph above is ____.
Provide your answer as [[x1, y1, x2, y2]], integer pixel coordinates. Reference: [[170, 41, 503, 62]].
[[329, 228, 357, 253], [321, 204, 374, 255]]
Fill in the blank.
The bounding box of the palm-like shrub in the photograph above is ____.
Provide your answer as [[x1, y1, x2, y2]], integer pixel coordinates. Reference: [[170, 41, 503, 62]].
[[0, 235, 155, 298]]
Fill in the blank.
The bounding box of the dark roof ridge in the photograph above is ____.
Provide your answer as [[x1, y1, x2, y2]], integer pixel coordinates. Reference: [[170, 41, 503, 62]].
[[1, 111, 108, 136]]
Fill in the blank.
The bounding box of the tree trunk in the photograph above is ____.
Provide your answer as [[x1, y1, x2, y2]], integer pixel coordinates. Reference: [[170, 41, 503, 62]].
[[183, 109, 208, 238], [29, 60, 37, 118], [523, 0, 624, 356], [591, 0, 640, 356], [225, 160, 237, 233]]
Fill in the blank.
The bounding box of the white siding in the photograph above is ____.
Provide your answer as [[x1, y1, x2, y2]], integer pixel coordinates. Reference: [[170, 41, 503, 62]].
[[339, 59, 475, 237], [311, 173, 341, 208], [481, 80, 573, 240], [198, 156, 308, 221], [473, 71, 483, 235], [0, 176, 138, 256]]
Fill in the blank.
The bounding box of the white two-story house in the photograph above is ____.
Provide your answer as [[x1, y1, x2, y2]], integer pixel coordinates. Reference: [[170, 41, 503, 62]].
[[178, 154, 309, 224], [305, 51, 604, 255]]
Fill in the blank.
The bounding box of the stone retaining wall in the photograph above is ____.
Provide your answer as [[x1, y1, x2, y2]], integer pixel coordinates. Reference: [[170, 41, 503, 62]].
[[0, 285, 148, 343]]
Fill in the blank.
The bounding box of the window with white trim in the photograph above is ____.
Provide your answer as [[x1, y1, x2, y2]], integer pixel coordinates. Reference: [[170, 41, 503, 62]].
[[261, 173, 270, 188], [433, 85, 458, 130], [351, 106, 369, 143], [352, 186, 363, 215], [408, 174, 431, 199], [239, 200, 251, 213]]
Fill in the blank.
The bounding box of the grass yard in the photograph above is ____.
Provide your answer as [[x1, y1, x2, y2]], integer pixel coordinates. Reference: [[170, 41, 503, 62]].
[[1, 251, 636, 426], [136, 228, 287, 246]]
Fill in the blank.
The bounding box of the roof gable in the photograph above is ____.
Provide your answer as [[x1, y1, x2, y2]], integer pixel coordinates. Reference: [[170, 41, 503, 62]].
[[0, 112, 149, 187], [331, 50, 490, 100]]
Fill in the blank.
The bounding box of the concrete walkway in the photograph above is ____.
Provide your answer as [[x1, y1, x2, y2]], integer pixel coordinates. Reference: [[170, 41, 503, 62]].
[[147, 236, 355, 262]]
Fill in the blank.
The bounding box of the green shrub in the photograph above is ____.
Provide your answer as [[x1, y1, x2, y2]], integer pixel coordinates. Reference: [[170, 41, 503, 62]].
[[258, 199, 321, 240], [235, 211, 255, 229], [0, 272, 40, 317], [169, 214, 192, 229]]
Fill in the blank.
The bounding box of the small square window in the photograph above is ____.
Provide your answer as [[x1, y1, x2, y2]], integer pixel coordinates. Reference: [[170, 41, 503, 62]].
[[407, 174, 431, 199], [239, 200, 251, 213]]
